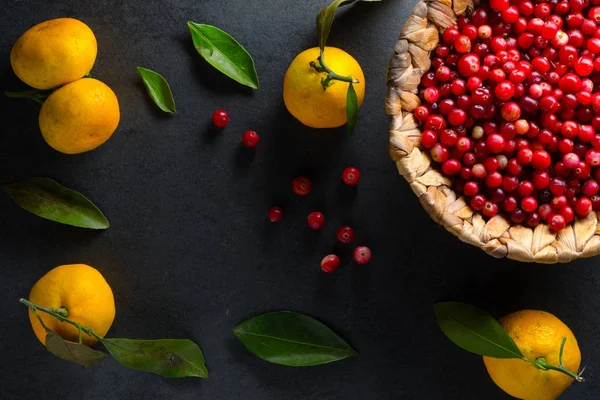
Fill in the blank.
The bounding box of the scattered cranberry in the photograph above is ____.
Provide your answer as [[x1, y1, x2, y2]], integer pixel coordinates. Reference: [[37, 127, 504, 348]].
[[268, 206, 283, 222], [321, 254, 340, 273], [341, 167, 361, 185], [353, 246, 372, 265], [292, 177, 311, 196], [212, 109, 229, 128], [242, 130, 260, 148], [307, 212, 325, 230], [336, 226, 355, 244]]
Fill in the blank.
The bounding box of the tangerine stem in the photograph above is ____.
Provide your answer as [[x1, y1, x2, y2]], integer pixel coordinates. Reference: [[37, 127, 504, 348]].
[[524, 337, 585, 383], [19, 298, 103, 341], [310, 49, 359, 90]]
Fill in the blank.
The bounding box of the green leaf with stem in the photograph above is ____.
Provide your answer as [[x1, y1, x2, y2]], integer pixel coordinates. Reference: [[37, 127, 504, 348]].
[[233, 311, 357, 367], [19, 298, 207, 378], [4, 177, 109, 229], [102, 338, 208, 378], [434, 302, 585, 383], [434, 302, 524, 359], [187, 21, 259, 89], [45, 331, 107, 367], [137, 67, 176, 113]]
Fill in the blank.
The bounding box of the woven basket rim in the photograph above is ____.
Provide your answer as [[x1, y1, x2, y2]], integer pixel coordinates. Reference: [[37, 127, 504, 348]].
[[386, 0, 600, 263]]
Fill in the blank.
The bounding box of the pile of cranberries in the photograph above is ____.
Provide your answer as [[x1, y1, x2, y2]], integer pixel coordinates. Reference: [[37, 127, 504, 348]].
[[416, 0, 600, 232]]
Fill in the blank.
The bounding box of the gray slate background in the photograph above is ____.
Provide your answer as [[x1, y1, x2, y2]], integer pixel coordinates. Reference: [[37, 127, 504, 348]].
[[0, 0, 599, 399]]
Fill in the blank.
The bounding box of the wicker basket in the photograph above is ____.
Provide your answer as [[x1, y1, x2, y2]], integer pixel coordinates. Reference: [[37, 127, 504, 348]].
[[386, 0, 600, 263]]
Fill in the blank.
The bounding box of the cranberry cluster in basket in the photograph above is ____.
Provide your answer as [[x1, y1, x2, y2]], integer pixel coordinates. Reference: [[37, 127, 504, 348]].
[[415, 0, 600, 232]]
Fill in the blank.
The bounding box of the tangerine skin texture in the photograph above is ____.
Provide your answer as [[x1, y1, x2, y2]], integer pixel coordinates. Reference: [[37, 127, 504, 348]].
[[483, 310, 581, 400], [28, 264, 116, 346], [10, 18, 97, 90], [39, 78, 120, 154], [283, 47, 365, 129]]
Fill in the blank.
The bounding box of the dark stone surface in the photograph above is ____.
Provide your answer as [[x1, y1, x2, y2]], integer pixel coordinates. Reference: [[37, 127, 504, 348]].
[[0, 1, 598, 399]]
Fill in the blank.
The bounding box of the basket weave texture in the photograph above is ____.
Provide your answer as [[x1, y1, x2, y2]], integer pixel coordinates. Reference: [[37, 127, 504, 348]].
[[386, 0, 600, 263]]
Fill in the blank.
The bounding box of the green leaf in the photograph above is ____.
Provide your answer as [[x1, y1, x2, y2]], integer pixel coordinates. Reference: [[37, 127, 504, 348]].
[[45, 331, 107, 367], [5, 89, 52, 104], [101, 338, 208, 378], [187, 22, 259, 89], [434, 302, 524, 359], [3, 177, 109, 229], [346, 83, 358, 135], [233, 311, 357, 367], [137, 67, 176, 113], [316, 0, 383, 50]]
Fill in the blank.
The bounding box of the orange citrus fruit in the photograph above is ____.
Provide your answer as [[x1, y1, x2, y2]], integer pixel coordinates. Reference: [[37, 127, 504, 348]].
[[283, 46, 365, 129], [28, 264, 115, 346], [10, 18, 97, 90], [39, 77, 120, 154], [483, 310, 581, 400]]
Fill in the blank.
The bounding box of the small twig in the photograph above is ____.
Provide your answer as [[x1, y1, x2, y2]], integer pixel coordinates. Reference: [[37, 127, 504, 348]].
[[310, 49, 359, 90]]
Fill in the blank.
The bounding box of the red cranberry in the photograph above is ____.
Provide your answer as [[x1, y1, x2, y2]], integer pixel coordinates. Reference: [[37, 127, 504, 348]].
[[341, 167, 361, 185], [268, 206, 283, 222], [353, 246, 372, 264], [549, 214, 567, 232], [511, 208, 527, 223], [307, 212, 325, 230], [242, 130, 260, 148], [583, 180, 600, 196], [321, 255, 340, 273], [293, 176, 312, 196], [576, 197, 593, 216], [336, 226, 355, 244], [212, 109, 230, 128], [470, 194, 487, 210]]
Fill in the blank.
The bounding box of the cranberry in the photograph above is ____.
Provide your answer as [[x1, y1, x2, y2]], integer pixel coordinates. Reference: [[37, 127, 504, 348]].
[[458, 54, 480, 77], [307, 212, 325, 230], [421, 130, 438, 149], [526, 212, 541, 227], [423, 87, 440, 103], [511, 208, 526, 223], [470, 194, 487, 210], [242, 130, 260, 148], [562, 205, 575, 223], [549, 177, 568, 195], [482, 201, 499, 217], [583, 179, 600, 196], [292, 176, 312, 196], [431, 144, 450, 163], [539, 204, 554, 221], [501, 102, 522, 121], [486, 171, 503, 188], [549, 214, 567, 232], [575, 197, 593, 216], [353, 246, 372, 264], [321, 254, 340, 273], [442, 160, 462, 176], [563, 152, 581, 168], [552, 195, 568, 210], [341, 167, 361, 185], [586, 149, 600, 166], [454, 35, 472, 53], [519, 180, 535, 197], [268, 206, 283, 222], [336, 225, 355, 244], [212, 109, 230, 128]]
